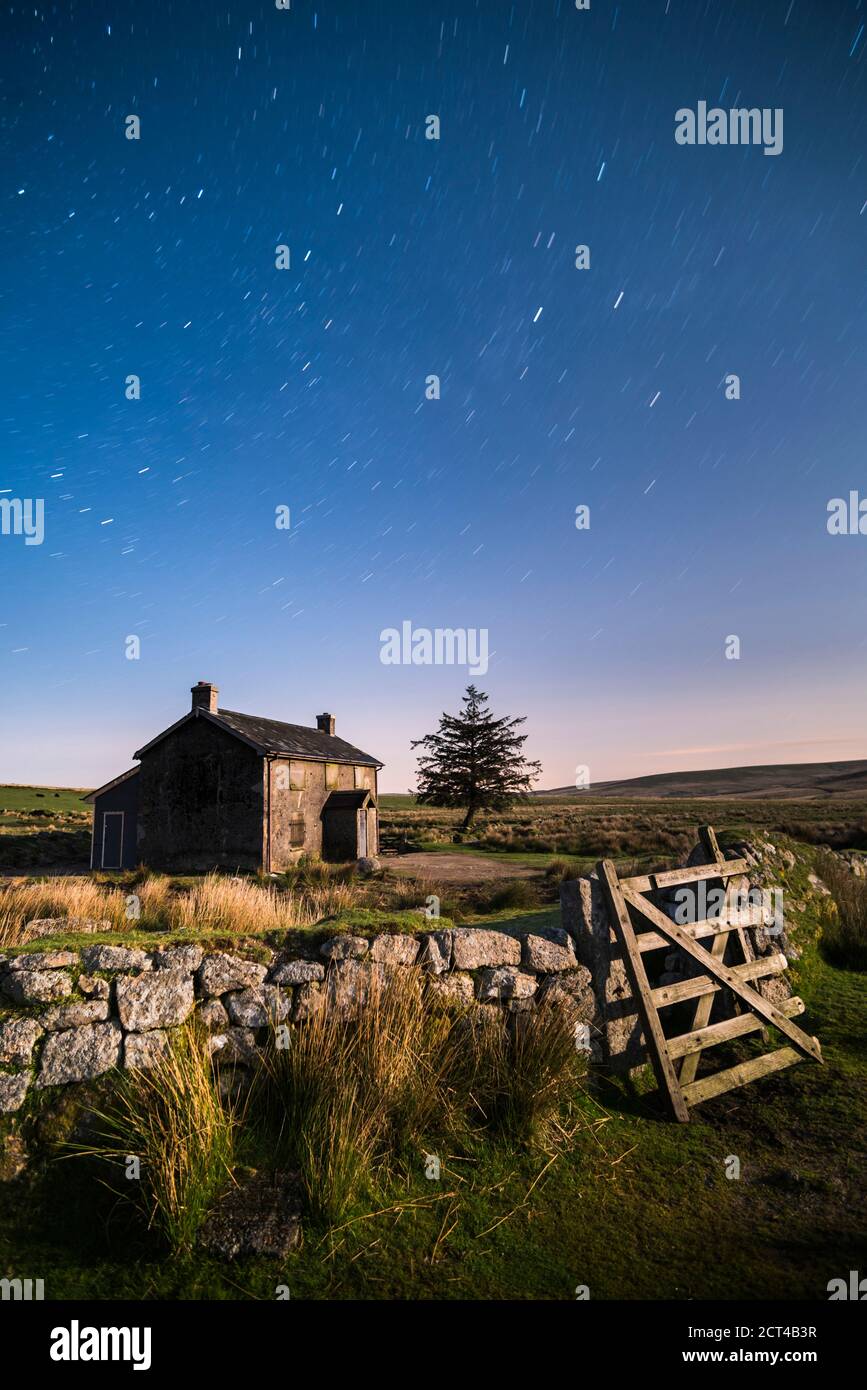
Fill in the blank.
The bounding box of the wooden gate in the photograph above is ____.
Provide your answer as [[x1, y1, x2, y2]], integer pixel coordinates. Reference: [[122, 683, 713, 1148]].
[[597, 826, 822, 1122]]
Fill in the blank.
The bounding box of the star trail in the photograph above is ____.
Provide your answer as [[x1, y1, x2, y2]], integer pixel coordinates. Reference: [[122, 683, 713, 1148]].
[[1, 0, 865, 789]]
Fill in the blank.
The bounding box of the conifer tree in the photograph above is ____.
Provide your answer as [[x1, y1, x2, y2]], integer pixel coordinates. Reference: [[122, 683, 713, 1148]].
[[411, 686, 541, 832]]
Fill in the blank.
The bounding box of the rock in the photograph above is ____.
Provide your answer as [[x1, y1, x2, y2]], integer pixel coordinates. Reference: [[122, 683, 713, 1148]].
[[41, 1000, 111, 1031], [536, 965, 597, 1022], [524, 928, 578, 974], [217, 1068, 254, 1106], [198, 953, 269, 997], [225, 985, 290, 1029], [0, 1129, 29, 1180], [2, 970, 74, 1004], [0, 1017, 44, 1067], [807, 873, 830, 897], [208, 1028, 258, 1065], [37, 1021, 123, 1087], [452, 928, 520, 970], [505, 997, 537, 1014], [418, 930, 452, 975], [369, 934, 420, 967], [25, 917, 112, 939], [426, 972, 474, 1006], [124, 1030, 172, 1070], [81, 945, 151, 973], [477, 966, 538, 1003], [562, 874, 646, 1074], [78, 974, 110, 1000], [759, 974, 793, 1008], [199, 1171, 302, 1259], [319, 935, 369, 960], [292, 982, 325, 1021], [116, 970, 195, 1031], [197, 998, 230, 1031], [268, 957, 325, 985], [151, 944, 204, 973], [6, 950, 79, 971], [356, 857, 381, 875], [0, 1074, 30, 1114], [325, 958, 386, 1017]]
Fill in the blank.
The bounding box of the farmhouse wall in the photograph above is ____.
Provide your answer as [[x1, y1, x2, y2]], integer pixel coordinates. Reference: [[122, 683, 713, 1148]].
[[268, 760, 377, 866], [137, 719, 265, 872]]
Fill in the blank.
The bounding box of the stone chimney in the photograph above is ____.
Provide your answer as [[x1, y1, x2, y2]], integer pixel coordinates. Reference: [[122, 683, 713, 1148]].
[[316, 712, 335, 736], [191, 681, 219, 715]]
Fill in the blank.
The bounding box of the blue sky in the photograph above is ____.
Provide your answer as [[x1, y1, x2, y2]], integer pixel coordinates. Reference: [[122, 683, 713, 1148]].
[[1, 0, 865, 791]]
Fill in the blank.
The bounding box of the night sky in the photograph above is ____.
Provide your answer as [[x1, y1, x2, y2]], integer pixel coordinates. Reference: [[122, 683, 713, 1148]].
[[1, 0, 865, 791]]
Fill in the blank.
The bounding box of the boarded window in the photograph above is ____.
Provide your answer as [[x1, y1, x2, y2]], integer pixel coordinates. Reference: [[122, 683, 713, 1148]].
[[354, 765, 372, 791], [287, 818, 305, 847], [325, 763, 339, 789], [289, 761, 306, 790]]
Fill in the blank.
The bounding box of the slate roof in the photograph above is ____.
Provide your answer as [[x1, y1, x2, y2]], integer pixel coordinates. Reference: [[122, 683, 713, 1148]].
[[212, 709, 381, 766], [81, 766, 141, 803], [322, 789, 374, 809], [134, 706, 381, 767]]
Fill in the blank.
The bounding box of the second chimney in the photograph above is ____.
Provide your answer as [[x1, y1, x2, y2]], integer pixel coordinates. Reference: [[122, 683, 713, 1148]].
[[192, 682, 219, 715], [316, 712, 335, 736]]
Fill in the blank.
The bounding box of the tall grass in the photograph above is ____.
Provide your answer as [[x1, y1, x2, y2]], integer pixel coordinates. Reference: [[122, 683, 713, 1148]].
[[80, 1024, 239, 1254], [0, 876, 129, 945], [255, 969, 456, 1222], [463, 1002, 587, 1146], [255, 968, 587, 1225], [0, 870, 359, 946], [816, 851, 867, 971]]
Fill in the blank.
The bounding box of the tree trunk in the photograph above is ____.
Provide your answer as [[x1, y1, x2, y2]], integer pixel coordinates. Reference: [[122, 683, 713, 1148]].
[[460, 804, 476, 832]]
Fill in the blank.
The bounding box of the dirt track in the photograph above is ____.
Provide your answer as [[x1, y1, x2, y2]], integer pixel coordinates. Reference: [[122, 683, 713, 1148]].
[[384, 851, 538, 883]]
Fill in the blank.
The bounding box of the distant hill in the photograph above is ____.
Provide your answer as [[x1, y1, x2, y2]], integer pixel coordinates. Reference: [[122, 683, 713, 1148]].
[[536, 759, 867, 800]]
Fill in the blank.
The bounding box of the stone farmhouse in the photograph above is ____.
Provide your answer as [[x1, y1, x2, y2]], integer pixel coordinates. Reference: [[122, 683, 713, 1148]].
[[84, 682, 382, 872]]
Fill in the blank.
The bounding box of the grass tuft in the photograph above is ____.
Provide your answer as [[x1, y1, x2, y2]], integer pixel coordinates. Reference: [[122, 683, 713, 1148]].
[[74, 1024, 240, 1255]]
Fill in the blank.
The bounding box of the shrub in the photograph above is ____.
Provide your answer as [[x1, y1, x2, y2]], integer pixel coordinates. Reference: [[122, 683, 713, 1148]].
[[484, 879, 537, 912]]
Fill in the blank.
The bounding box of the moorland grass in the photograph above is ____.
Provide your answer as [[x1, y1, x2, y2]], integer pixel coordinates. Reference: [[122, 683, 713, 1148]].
[[74, 1024, 240, 1255]]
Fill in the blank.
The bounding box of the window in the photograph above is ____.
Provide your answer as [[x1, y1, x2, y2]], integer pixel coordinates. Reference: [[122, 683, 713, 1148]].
[[325, 763, 339, 789], [354, 766, 372, 791], [287, 818, 305, 848], [289, 761, 306, 790]]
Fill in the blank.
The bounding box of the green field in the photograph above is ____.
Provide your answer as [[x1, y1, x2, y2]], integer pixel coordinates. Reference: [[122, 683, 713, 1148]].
[[0, 785, 91, 871]]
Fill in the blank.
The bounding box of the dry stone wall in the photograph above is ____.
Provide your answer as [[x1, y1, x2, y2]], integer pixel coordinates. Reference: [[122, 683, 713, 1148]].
[[0, 922, 600, 1113]]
